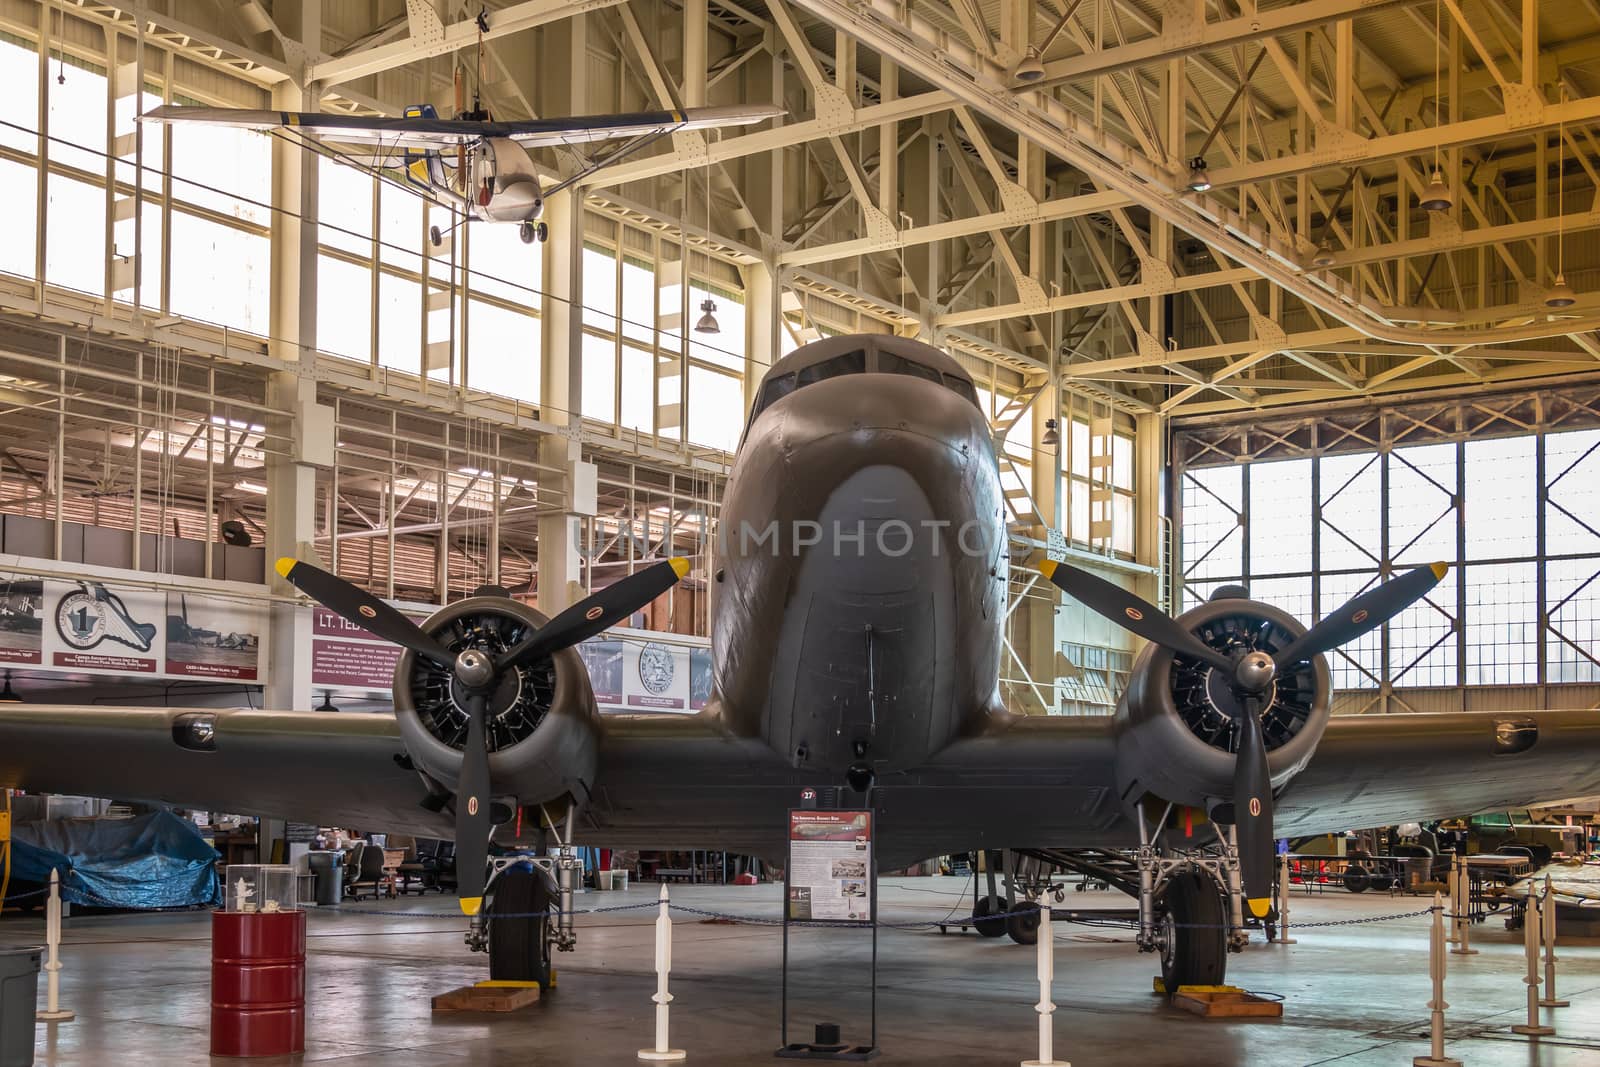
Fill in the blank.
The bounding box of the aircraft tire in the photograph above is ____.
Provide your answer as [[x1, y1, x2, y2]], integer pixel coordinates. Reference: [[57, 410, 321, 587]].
[[971, 894, 1008, 938], [519, 221, 537, 245], [1158, 870, 1226, 992], [487, 862, 556, 987], [1006, 899, 1041, 945]]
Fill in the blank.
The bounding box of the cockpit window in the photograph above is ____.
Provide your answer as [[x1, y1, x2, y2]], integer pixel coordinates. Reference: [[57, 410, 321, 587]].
[[878, 350, 943, 383], [797, 349, 866, 387], [942, 373, 980, 409], [756, 372, 796, 415]]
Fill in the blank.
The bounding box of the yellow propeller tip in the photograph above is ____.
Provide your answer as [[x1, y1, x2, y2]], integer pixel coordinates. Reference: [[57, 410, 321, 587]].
[[1247, 897, 1271, 919], [1038, 559, 1058, 580], [459, 896, 483, 917], [669, 557, 691, 579], [274, 557, 297, 579], [1430, 562, 1449, 580]]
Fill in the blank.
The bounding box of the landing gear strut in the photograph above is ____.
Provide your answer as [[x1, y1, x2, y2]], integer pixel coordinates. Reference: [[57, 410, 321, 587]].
[[1134, 808, 1246, 992], [466, 802, 582, 988]]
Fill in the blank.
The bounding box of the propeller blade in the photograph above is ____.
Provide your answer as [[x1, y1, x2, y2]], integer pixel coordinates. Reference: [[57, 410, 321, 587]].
[[1232, 695, 1275, 918], [455, 691, 492, 917], [496, 558, 690, 671], [1040, 561, 1233, 673], [276, 558, 454, 668], [1273, 563, 1447, 669]]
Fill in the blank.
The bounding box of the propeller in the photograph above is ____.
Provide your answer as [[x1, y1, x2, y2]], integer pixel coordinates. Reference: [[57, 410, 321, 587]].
[[495, 558, 690, 672], [275, 558, 454, 669], [277, 554, 690, 916], [1040, 558, 1448, 918], [456, 690, 491, 915]]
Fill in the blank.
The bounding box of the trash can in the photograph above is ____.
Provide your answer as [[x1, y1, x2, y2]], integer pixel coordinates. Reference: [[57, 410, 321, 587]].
[[0, 947, 41, 1067], [306, 852, 342, 906]]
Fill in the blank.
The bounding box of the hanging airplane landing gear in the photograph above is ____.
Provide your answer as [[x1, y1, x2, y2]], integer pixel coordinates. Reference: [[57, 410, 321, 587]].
[[429, 225, 443, 248], [1155, 869, 1228, 990], [519, 220, 549, 244]]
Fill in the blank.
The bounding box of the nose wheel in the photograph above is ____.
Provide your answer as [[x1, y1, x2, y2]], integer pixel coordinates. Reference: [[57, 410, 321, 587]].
[[519, 220, 549, 244]]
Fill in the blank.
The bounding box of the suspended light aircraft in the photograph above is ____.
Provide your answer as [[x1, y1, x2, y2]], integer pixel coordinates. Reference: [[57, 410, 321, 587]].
[[142, 86, 781, 246]]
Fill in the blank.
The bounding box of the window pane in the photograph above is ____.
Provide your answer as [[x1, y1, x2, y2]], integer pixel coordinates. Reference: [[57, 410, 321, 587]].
[[379, 182, 422, 272], [1248, 458, 1312, 576], [1387, 443, 1457, 565], [168, 212, 270, 333], [47, 62, 106, 173], [1546, 429, 1600, 556], [1464, 436, 1535, 560], [318, 255, 371, 361], [377, 272, 421, 375], [1181, 465, 1242, 580], [0, 158, 37, 278], [1069, 419, 1089, 478], [621, 259, 654, 343], [45, 174, 104, 294], [1112, 433, 1134, 491], [689, 286, 744, 370], [688, 366, 742, 452], [581, 333, 616, 422], [466, 299, 538, 402], [318, 156, 372, 255], [1464, 562, 1537, 685], [469, 221, 541, 307], [620, 345, 652, 432], [1112, 492, 1134, 555], [1251, 575, 1313, 626], [170, 125, 270, 224], [583, 246, 616, 330], [0, 38, 38, 153], [1388, 569, 1456, 687], [1069, 479, 1089, 544], [112, 201, 162, 304], [1318, 452, 1381, 571], [1547, 556, 1600, 683], [1320, 570, 1381, 689]]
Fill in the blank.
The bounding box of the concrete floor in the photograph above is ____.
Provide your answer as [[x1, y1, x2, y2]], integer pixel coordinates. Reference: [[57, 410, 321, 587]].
[[4, 876, 1600, 1066]]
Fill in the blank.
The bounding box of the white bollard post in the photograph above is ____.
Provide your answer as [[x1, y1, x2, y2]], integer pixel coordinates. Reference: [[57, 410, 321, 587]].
[[1539, 876, 1568, 1009], [35, 868, 75, 1023], [1412, 892, 1460, 1067], [1276, 853, 1296, 945], [1449, 856, 1476, 957], [638, 884, 686, 1062], [1511, 889, 1554, 1037], [1022, 898, 1068, 1067]]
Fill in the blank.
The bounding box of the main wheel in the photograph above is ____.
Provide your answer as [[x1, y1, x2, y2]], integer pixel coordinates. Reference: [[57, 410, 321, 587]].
[[519, 221, 537, 245], [534, 221, 549, 243], [429, 225, 443, 248], [1343, 865, 1371, 893], [972, 894, 1008, 938], [1157, 870, 1227, 993], [487, 862, 556, 987], [1006, 899, 1042, 945]]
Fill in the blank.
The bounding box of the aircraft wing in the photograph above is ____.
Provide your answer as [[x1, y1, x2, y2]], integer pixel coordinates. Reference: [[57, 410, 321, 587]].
[[1273, 710, 1600, 836], [0, 705, 452, 838], [141, 104, 782, 149]]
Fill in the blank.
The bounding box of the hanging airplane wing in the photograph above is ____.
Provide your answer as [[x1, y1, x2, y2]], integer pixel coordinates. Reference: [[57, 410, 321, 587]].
[[140, 104, 783, 149]]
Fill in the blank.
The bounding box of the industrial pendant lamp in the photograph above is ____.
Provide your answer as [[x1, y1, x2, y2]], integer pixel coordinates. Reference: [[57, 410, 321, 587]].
[[1421, 0, 1453, 212], [1547, 89, 1579, 309], [1041, 418, 1060, 447], [1014, 45, 1045, 83], [1310, 239, 1337, 269], [692, 159, 720, 333], [1185, 156, 1212, 193]]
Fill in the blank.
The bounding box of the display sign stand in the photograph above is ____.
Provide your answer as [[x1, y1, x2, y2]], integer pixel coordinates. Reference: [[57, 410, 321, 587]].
[[776, 803, 879, 1061]]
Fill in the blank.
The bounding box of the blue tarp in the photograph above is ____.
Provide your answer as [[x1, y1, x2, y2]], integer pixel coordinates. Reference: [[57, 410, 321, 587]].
[[8, 811, 221, 909]]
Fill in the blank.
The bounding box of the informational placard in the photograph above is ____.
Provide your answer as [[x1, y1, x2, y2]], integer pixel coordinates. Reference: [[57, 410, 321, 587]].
[[0, 569, 266, 682], [575, 629, 712, 714], [786, 810, 874, 923], [309, 607, 411, 690]]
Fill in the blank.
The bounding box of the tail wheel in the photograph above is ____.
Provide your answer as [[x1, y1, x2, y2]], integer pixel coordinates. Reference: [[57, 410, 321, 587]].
[[1007, 899, 1042, 945], [971, 894, 1008, 938], [1158, 870, 1227, 992], [488, 863, 556, 987]]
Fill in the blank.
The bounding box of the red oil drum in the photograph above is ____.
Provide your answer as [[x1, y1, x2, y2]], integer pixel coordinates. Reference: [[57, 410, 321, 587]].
[[210, 910, 306, 1057]]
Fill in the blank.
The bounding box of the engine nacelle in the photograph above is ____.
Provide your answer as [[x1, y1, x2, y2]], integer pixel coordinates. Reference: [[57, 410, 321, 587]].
[[393, 596, 599, 809], [1113, 596, 1330, 812]]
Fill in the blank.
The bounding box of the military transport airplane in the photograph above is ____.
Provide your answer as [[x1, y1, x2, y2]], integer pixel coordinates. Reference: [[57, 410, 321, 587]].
[[4, 335, 1600, 993]]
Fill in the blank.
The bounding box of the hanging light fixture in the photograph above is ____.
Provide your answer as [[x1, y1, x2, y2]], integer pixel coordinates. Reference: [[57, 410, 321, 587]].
[[0, 671, 22, 703], [1185, 156, 1212, 193], [1310, 239, 1337, 268], [1547, 88, 1579, 309], [1014, 45, 1046, 83], [1421, 0, 1452, 212], [1041, 418, 1060, 447], [695, 297, 720, 333]]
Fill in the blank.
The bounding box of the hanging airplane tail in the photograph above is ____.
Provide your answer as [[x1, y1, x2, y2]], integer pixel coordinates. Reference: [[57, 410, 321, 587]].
[[400, 104, 449, 193]]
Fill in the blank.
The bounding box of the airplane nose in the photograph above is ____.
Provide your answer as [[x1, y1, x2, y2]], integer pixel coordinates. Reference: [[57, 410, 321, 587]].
[[774, 374, 986, 460]]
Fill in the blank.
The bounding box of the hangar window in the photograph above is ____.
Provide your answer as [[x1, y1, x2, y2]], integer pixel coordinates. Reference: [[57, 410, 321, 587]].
[[797, 349, 865, 387]]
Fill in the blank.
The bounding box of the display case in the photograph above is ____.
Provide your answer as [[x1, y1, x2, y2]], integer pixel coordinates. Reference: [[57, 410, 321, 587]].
[[223, 864, 298, 913]]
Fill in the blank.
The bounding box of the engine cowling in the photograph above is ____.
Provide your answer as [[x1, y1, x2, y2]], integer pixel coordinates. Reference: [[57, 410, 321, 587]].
[[393, 596, 599, 809], [1113, 596, 1330, 812]]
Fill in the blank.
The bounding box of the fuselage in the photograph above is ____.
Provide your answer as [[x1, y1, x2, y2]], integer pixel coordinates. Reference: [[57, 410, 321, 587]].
[[707, 337, 1008, 778]]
